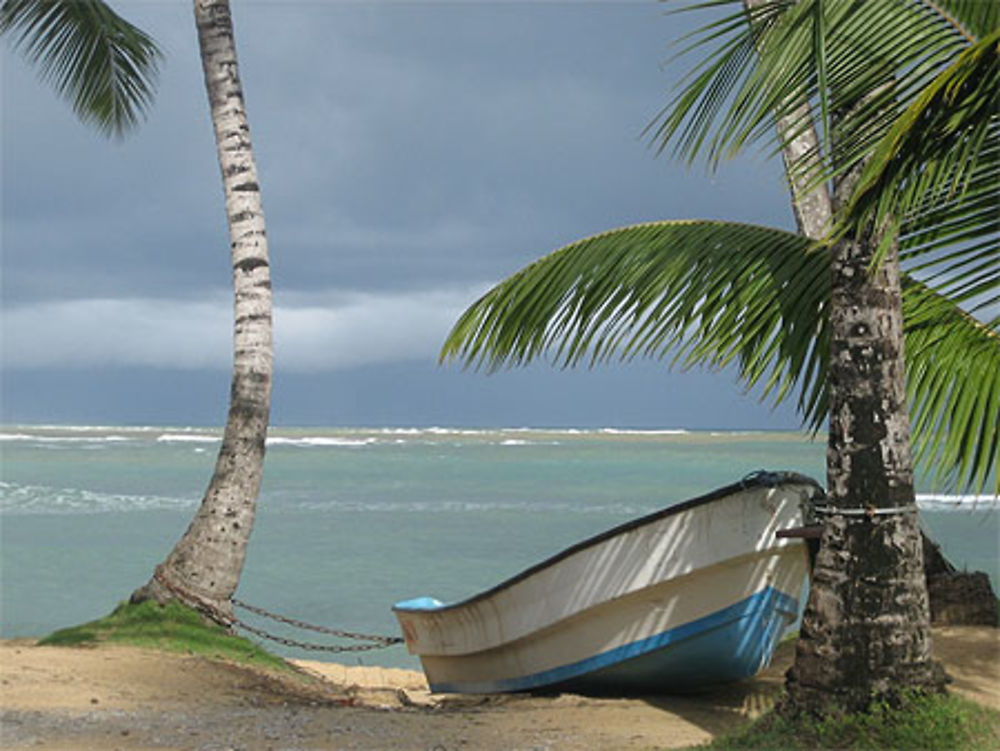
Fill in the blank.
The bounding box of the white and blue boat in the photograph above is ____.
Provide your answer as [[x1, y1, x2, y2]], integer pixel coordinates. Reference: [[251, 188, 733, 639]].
[[393, 471, 821, 694]]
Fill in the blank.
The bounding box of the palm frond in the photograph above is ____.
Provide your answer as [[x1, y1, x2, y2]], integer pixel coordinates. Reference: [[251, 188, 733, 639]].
[[1, 0, 161, 138], [651, 0, 795, 167], [933, 0, 1000, 41], [443, 221, 830, 427], [443, 219, 1000, 492], [904, 277, 1000, 494], [655, 1, 979, 186], [747, 1, 997, 244], [899, 124, 999, 298], [837, 31, 1000, 276]]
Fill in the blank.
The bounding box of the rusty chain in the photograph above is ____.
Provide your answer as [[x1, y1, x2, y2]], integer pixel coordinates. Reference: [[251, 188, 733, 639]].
[[153, 566, 236, 626], [232, 617, 401, 653], [153, 567, 402, 653], [231, 598, 403, 652]]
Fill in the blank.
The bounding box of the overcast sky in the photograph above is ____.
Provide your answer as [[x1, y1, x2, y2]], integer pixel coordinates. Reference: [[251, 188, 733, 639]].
[[1, 1, 806, 429]]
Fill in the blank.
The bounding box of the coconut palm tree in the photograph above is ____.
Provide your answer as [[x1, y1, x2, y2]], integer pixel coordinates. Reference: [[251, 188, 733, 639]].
[[2, 0, 274, 623], [442, 0, 998, 714], [128, 0, 274, 624]]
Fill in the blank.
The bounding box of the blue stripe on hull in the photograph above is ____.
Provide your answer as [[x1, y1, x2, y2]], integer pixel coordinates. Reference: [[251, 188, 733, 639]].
[[429, 587, 799, 694]]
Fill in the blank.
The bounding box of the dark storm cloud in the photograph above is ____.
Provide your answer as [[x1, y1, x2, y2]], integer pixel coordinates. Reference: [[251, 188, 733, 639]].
[[2, 1, 802, 428], [4, 2, 792, 298]]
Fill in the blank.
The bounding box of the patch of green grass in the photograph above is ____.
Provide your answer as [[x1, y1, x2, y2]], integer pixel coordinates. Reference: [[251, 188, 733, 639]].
[[692, 691, 1000, 751], [39, 600, 292, 674]]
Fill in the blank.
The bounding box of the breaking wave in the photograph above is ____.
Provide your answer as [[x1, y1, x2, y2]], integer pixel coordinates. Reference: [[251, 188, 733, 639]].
[[266, 436, 378, 448], [0, 432, 131, 444], [156, 433, 219, 444], [0, 481, 197, 515], [3, 479, 994, 518]]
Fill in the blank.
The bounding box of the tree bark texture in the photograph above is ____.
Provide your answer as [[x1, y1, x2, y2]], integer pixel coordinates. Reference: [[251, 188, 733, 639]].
[[739, 0, 943, 713], [743, 0, 833, 242], [131, 0, 272, 622], [785, 186, 944, 713]]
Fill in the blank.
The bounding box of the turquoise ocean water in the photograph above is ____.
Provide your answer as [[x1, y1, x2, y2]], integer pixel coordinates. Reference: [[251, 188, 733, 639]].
[[2, 425, 997, 670]]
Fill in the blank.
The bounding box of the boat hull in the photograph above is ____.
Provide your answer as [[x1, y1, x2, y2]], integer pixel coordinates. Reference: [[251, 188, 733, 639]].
[[551, 587, 799, 694], [394, 472, 820, 694]]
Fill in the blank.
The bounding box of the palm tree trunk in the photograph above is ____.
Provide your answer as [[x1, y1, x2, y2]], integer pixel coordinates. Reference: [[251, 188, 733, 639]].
[[784, 166, 945, 712], [786, 228, 944, 712], [741, 0, 943, 712], [131, 0, 272, 623], [743, 0, 832, 241]]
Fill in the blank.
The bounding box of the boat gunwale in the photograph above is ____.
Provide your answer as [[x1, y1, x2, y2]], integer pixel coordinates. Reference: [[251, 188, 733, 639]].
[[393, 470, 822, 616]]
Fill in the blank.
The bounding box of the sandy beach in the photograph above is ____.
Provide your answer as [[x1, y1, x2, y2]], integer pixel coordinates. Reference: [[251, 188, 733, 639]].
[[1, 627, 996, 750]]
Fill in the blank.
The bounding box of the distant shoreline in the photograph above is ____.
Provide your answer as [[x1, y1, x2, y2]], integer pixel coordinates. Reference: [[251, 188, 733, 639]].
[[1, 421, 812, 434]]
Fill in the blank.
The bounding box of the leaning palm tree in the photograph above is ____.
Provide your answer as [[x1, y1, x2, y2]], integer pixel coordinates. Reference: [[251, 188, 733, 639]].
[[128, 0, 274, 623], [2, 0, 274, 624], [443, 0, 998, 714]]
